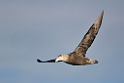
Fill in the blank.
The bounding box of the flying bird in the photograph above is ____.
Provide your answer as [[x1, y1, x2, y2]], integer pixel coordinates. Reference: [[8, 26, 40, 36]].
[[37, 11, 104, 66]]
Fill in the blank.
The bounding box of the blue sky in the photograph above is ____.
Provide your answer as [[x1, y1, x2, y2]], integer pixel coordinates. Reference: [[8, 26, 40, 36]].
[[0, 0, 124, 83]]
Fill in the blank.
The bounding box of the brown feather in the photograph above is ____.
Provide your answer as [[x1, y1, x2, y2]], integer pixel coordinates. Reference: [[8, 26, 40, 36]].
[[73, 11, 104, 57]]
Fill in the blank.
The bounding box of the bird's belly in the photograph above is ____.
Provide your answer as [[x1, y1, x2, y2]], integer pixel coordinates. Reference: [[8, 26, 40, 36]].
[[65, 60, 86, 65]]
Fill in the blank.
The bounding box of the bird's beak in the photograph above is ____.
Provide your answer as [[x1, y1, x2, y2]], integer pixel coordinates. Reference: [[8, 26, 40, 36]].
[[89, 59, 98, 64], [94, 60, 98, 64]]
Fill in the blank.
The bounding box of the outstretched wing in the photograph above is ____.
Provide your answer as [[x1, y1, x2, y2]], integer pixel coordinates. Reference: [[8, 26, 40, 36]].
[[73, 11, 104, 57], [37, 59, 56, 63]]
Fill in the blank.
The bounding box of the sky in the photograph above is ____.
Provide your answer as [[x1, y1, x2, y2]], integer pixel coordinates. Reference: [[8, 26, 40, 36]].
[[0, 0, 124, 83]]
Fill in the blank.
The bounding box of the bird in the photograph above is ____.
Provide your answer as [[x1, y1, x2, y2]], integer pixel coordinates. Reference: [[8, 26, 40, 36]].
[[37, 11, 104, 66]]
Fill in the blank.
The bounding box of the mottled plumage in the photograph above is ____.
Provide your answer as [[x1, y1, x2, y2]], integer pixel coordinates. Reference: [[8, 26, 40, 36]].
[[37, 11, 104, 66]]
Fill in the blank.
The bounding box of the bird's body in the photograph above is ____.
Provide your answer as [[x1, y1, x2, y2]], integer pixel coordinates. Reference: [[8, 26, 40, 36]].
[[64, 53, 91, 65], [37, 11, 104, 66]]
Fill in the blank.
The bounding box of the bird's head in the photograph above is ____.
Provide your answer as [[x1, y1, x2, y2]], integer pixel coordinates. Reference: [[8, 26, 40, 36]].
[[55, 54, 68, 62], [88, 59, 98, 64]]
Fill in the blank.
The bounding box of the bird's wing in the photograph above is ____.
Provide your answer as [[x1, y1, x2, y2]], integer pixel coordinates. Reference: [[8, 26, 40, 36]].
[[73, 11, 104, 57], [37, 59, 56, 63]]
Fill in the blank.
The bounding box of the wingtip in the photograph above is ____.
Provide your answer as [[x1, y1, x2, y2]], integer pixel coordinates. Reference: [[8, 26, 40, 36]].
[[94, 10, 104, 23], [102, 10, 104, 13], [37, 59, 42, 63], [102, 10, 104, 15]]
